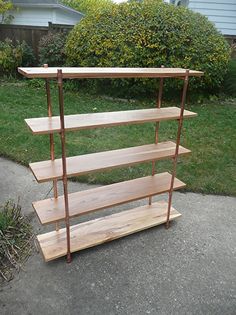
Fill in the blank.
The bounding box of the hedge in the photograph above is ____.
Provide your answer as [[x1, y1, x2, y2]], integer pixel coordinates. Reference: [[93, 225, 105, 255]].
[[66, 1, 230, 97]]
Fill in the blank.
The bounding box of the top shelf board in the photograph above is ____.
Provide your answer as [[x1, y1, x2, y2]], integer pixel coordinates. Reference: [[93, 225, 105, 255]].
[[18, 67, 204, 79]]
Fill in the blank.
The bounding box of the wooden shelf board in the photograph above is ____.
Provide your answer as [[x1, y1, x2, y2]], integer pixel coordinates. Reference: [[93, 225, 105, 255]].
[[33, 172, 185, 225], [37, 201, 181, 262], [18, 67, 203, 79], [29, 141, 190, 183], [25, 107, 197, 135]]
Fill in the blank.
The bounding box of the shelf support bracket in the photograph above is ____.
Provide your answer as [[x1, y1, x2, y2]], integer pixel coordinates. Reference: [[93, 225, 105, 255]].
[[166, 70, 190, 229], [57, 69, 71, 263]]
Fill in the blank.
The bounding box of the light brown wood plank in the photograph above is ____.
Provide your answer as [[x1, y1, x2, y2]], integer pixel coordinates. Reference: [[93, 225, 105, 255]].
[[25, 107, 197, 135], [18, 67, 204, 79], [37, 201, 181, 262], [33, 172, 185, 225], [29, 141, 190, 183]]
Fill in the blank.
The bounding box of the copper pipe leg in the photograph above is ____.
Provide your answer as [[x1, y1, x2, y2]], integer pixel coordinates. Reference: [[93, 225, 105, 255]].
[[67, 253, 72, 263], [166, 221, 170, 229], [166, 70, 190, 227], [166, 187, 174, 228], [149, 68, 164, 207], [149, 160, 156, 205], [55, 222, 60, 232], [44, 64, 59, 232], [58, 69, 71, 263], [53, 179, 59, 231]]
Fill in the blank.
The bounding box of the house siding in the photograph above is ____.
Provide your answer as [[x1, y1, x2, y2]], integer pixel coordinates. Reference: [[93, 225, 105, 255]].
[[9, 8, 53, 26], [9, 7, 82, 26], [53, 8, 81, 25], [188, 0, 236, 36]]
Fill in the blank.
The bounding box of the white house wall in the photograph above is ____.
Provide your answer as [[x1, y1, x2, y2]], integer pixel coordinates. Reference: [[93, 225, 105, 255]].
[[189, 0, 236, 36], [9, 7, 82, 26], [54, 8, 82, 25], [10, 7, 53, 26]]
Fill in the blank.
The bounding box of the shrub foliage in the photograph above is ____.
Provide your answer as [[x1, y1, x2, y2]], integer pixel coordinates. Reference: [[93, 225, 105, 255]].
[[0, 38, 35, 76], [0, 0, 13, 24], [223, 59, 236, 96], [66, 1, 230, 96], [38, 31, 67, 66], [62, 0, 112, 15]]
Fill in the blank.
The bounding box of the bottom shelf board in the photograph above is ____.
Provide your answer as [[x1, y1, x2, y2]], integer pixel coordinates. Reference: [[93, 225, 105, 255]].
[[37, 201, 181, 262]]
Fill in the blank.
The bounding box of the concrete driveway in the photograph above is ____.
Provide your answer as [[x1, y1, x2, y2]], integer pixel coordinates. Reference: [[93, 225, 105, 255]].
[[0, 157, 235, 315]]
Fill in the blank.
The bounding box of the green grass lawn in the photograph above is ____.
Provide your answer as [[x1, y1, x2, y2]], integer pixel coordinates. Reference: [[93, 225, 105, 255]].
[[0, 81, 235, 196]]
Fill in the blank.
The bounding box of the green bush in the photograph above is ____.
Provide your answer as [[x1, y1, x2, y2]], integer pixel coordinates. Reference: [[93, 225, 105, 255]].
[[66, 1, 230, 97], [21, 41, 36, 67], [38, 31, 67, 66], [62, 0, 112, 15], [0, 38, 35, 76], [223, 59, 236, 96]]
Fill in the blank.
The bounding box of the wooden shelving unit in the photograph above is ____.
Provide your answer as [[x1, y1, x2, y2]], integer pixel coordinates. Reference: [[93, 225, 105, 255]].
[[18, 66, 203, 263]]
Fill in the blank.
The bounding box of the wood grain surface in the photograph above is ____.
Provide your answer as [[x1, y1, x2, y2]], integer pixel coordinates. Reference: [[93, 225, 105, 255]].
[[33, 172, 185, 225], [29, 141, 190, 183], [18, 67, 204, 79], [25, 107, 197, 134], [37, 201, 182, 262]]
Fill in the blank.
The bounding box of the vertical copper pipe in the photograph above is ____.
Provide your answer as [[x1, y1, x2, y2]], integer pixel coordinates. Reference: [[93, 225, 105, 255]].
[[154, 68, 164, 144], [44, 64, 59, 231], [149, 66, 164, 205], [57, 69, 71, 263], [166, 70, 189, 229]]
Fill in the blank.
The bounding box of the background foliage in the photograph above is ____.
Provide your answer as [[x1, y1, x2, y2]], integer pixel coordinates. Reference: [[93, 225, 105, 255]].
[[223, 59, 236, 96], [0, 38, 35, 75], [66, 1, 230, 97], [62, 0, 112, 15], [38, 31, 67, 67], [0, 0, 13, 24]]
